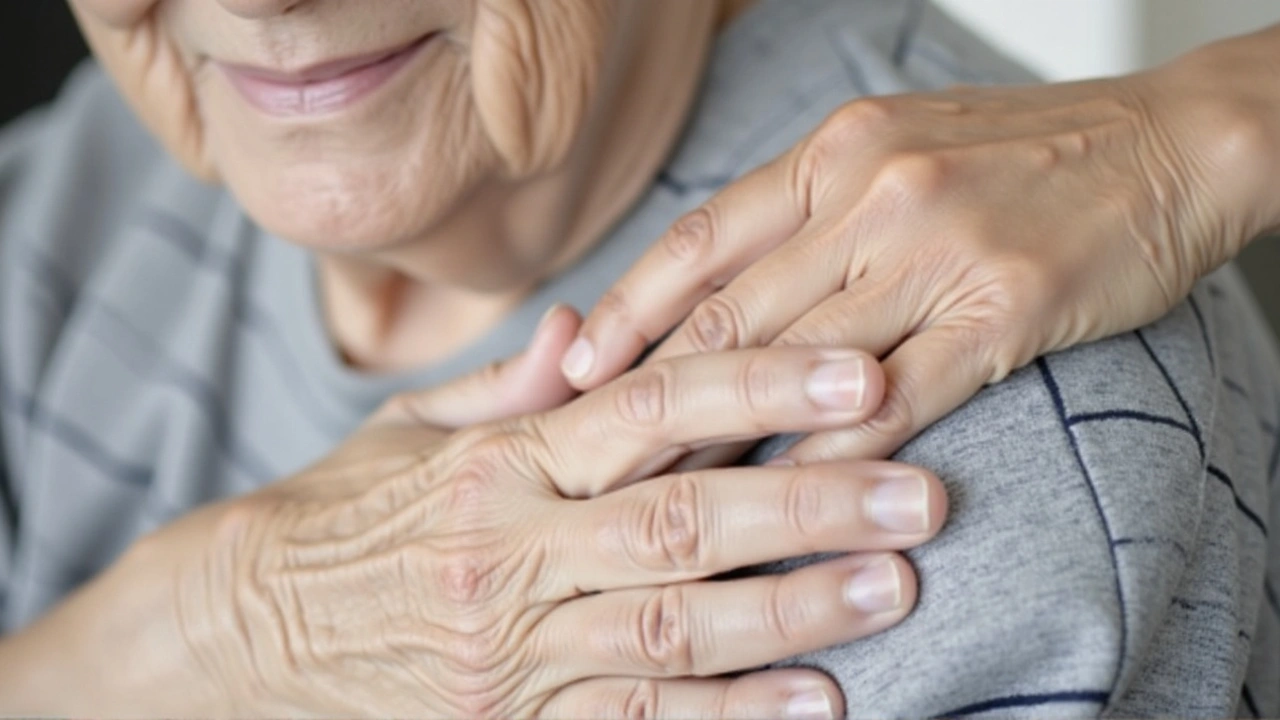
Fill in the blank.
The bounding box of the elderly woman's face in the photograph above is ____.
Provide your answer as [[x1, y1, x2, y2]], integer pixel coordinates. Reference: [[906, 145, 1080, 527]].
[[70, 0, 630, 252]]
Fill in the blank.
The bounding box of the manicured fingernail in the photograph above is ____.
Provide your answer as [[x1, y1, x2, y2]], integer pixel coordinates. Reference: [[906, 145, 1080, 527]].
[[845, 558, 902, 614], [865, 473, 930, 534], [805, 354, 866, 411], [561, 337, 595, 380], [785, 688, 835, 720]]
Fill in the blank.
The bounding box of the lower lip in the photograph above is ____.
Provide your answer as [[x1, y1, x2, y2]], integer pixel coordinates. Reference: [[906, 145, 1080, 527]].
[[218, 35, 433, 118]]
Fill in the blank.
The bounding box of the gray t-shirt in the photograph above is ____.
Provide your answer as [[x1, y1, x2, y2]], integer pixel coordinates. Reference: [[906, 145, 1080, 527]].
[[1, 1, 1277, 716]]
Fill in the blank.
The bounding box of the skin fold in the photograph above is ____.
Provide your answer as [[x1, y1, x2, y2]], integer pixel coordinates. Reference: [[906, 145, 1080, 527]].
[[0, 0, 1277, 715]]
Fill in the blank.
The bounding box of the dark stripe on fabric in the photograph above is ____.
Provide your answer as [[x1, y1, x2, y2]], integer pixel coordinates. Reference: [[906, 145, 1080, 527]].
[[1066, 409, 1196, 439], [0, 378, 19, 549], [1036, 357, 1125, 700], [135, 207, 354, 437], [1112, 536, 1189, 563], [934, 690, 1109, 717], [1242, 683, 1261, 718], [1206, 465, 1268, 536], [134, 207, 240, 275], [86, 303, 274, 483], [892, 0, 926, 66], [1222, 377, 1249, 399], [1135, 330, 1204, 459], [32, 402, 152, 488], [827, 27, 873, 96]]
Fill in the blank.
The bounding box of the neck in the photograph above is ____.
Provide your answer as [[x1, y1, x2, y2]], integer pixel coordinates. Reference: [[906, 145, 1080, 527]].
[[318, 1, 726, 372]]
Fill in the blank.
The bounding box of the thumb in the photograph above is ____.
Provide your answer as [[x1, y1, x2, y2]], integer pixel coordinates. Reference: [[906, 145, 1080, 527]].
[[372, 304, 582, 429]]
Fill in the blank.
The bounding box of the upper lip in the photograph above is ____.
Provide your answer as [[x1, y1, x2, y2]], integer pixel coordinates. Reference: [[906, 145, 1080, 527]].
[[217, 33, 433, 84]]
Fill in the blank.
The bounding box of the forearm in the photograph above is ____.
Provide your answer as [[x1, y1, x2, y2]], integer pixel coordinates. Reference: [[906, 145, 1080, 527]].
[[0, 529, 220, 716]]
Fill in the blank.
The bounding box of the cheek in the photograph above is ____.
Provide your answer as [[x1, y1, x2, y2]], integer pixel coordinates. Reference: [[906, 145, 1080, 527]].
[[470, 0, 618, 176], [70, 0, 216, 180]]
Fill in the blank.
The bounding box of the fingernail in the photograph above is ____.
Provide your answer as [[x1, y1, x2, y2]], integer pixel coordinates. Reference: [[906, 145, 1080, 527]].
[[537, 303, 561, 332], [561, 337, 595, 380], [844, 558, 903, 614], [765, 456, 796, 467], [785, 688, 835, 720], [864, 473, 930, 534], [805, 354, 866, 411]]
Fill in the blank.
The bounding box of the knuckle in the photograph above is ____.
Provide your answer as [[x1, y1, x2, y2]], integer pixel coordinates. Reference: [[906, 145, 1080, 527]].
[[799, 100, 893, 188], [616, 365, 675, 428], [783, 471, 826, 541], [441, 435, 513, 513], [685, 294, 746, 352], [1056, 128, 1092, 157], [632, 474, 705, 572], [737, 352, 782, 419], [445, 660, 512, 717], [431, 544, 503, 605], [867, 389, 917, 441], [661, 207, 718, 265], [637, 585, 695, 675], [595, 287, 634, 325], [872, 150, 950, 202], [447, 627, 505, 674], [763, 578, 810, 645], [819, 99, 894, 149], [621, 679, 662, 720]]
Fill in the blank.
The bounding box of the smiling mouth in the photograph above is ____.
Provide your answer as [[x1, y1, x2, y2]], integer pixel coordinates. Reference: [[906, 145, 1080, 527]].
[[216, 33, 437, 117]]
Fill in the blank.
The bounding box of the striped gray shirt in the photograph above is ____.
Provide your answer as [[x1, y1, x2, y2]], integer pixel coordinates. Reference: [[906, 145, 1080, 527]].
[[1, 1, 1276, 715]]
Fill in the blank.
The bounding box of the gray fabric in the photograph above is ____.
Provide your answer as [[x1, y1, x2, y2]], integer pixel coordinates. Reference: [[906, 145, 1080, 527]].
[[0, 0, 1276, 716]]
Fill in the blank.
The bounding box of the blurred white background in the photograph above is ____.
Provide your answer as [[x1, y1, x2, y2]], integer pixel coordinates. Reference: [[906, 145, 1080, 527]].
[[933, 0, 1280, 80]]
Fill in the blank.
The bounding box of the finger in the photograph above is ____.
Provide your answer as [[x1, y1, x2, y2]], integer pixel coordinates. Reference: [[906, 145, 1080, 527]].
[[372, 304, 581, 429], [562, 151, 809, 389], [551, 461, 944, 598], [781, 325, 993, 464], [541, 552, 915, 682], [667, 275, 924, 472], [528, 346, 887, 497], [774, 273, 922, 355], [538, 670, 843, 720], [641, 230, 850, 366]]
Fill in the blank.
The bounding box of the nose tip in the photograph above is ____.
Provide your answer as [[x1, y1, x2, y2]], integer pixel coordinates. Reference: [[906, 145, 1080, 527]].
[[215, 0, 305, 19]]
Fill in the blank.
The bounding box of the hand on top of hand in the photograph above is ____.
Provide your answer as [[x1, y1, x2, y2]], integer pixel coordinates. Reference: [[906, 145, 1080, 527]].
[[140, 306, 944, 719], [563, 39, 1279, 466]]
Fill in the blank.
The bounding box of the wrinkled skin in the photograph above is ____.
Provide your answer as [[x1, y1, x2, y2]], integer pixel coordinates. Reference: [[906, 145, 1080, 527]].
[[566, 32, 1280, 466], [106, 310, 943, 717], [73, 0, 627, 253]]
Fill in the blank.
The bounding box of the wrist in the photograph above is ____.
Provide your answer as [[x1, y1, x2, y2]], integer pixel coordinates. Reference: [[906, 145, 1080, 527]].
[[1154, 26, 1280, 252], [0, 520, 225, 715]]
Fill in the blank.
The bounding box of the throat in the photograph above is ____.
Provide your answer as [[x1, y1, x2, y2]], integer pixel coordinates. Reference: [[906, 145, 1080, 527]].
[[318, 260, 533, 373]]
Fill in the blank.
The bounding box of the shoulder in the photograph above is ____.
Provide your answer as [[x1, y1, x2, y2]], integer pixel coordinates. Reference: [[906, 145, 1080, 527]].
[[661, 0, 1038, 193], [770, 269, 1279, 716], [0, 60, 230, 453], [0, 61, 214, 284]]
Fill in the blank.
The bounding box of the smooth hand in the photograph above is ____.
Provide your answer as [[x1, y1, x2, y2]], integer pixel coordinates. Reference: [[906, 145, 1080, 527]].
[[89, 308, 945, 718], [563, 36, 1280, 464]]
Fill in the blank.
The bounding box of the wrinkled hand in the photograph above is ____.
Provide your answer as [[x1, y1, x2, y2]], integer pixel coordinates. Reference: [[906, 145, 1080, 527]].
[[157, 307, 945, 718], [562, 47, 1278, 464]]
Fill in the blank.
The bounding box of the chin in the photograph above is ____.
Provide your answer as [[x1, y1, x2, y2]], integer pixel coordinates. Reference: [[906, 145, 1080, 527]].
[[220, 149, 485, 253]]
